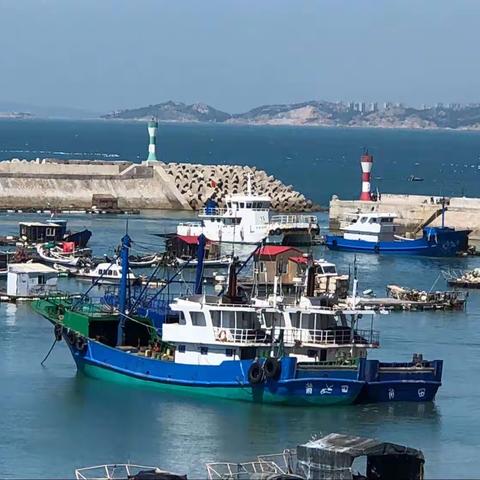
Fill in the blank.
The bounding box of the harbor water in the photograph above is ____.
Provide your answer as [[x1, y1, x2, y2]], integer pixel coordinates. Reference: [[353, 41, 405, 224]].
[[1, 120, 480, 478]]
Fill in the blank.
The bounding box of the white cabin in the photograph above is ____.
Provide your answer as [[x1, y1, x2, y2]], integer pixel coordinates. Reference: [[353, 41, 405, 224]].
[[177, 192, 271, 244], [177, 176, 319, 244], [76, 262, 136, 284], [7, 263, 58, 297], [163, 294, 378, 367], [342, 213, 398, 242]]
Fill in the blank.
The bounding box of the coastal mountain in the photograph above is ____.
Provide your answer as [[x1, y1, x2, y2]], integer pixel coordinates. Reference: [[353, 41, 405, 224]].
[[102, 101, 230, 123], [102, 101, 480, 130]]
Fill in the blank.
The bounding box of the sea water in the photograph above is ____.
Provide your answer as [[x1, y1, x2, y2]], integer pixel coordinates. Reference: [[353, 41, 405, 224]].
[[1, 120, 480, 478]]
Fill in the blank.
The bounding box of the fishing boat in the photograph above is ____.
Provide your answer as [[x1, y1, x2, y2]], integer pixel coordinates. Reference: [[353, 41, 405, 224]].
[[31, 235, 368, 406], [71, 260, 136, 284], [175, 175, 319, 245], [408, 175, 424, 182], [326, 212, 470, 257], [36, 243, 87, 267], [31, 234, 442, 405], [207, 433, 425, 480], [19, 219, 92, 248], [164, 234, 231, 268], [249, 264, 443, 403]]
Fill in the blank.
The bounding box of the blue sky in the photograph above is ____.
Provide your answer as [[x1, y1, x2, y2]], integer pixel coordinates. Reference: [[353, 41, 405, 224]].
[[0, 0, 478, 113]]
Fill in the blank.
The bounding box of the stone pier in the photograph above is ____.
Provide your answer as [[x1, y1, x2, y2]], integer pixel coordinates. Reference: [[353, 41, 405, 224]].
[[0, 158, 314, 212]]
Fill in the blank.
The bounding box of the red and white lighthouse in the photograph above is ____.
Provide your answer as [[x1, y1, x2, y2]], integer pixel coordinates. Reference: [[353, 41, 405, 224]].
[[359, 151, 373, 201]]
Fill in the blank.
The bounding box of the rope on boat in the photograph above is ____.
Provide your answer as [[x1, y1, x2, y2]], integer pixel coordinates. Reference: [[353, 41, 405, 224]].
[[40, 338, 57, 366]]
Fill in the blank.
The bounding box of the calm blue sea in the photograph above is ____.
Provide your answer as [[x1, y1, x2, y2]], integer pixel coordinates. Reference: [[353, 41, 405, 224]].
[[1, 120, 480, 478], [2, 119, 480, 203]]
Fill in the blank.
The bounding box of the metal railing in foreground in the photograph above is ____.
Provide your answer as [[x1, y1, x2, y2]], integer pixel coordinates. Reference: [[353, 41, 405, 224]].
[[75, 464, 161, 480], [206, 449, 296, 480]]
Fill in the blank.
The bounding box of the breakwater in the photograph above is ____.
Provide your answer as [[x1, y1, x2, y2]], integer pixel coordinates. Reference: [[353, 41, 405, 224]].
[[0, 159, 313, 212], [330, 193, 480, 247]]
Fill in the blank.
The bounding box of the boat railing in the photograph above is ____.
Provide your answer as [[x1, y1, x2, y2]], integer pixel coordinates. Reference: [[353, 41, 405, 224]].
[[213, 327, 271, 344], [269, 214, 318, 227], [281, 327, 380, 347], [177, 221, 202, 227], [213, 326, 379, 346], [75, 464, 161, 480], [206, 461, 283, 480], [199, 206, 269, 217]]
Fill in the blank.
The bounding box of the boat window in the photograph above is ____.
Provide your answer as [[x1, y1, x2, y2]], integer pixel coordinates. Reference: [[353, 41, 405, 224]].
[[368, 218, 376, 223], [259, 261, 266, 273], [236, 311, 259, 329], [46, 227, 55, 236], [191, 312, 206, 326], [37, 274, 46, 285], [263, 312, 285, 328], [277, 260, 288, 275], [360, 217, 367, 223], [307, 349, 317, 358], [200, 346, 208, 355], [211, 311, 221, 327], [225, 348, 235, 357], [227, 202, 231, 208], [178, 345, 186, 353], [300, 313, 316, 330], [239, 202, 245, 208], [322, 265, 337, 274], [290, 312, 301, 328], [178, 312, 187, 325], [381, 217, 393, 223], [99, 269, 104, 275], [246, 202, 252, 208]]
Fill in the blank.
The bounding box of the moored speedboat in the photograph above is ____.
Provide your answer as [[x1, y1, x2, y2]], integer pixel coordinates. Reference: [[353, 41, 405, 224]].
[[326, 212, 470, 257]]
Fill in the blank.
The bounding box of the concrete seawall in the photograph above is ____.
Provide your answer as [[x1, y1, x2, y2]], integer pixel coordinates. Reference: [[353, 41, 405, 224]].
[[0, 159, 314, 212], [330, 193, 480, 247]]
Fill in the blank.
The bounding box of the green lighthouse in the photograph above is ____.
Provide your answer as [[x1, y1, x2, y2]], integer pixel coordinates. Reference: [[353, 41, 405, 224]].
[[147, 118, 158, 161]]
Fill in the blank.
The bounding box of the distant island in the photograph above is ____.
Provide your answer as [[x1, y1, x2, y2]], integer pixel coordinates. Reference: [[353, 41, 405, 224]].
[[102, 100, 480, 130]]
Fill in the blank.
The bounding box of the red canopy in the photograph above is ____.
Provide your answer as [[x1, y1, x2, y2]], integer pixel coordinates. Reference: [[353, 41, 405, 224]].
[[256, 245, 301, 257]]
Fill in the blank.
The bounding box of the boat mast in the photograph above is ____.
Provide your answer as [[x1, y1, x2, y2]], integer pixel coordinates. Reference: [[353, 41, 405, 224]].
[[194, 234, 206, 295], [117, 232, 131, 346]]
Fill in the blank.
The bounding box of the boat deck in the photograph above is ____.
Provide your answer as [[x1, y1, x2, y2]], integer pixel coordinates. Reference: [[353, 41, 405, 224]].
[[355, 297, 466, 311]]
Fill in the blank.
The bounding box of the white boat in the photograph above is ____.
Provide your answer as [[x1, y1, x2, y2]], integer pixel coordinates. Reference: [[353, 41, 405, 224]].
[[72, 261, 136, 284], [36, 244, 81, 267], [75, 464, 185, 480], [176, 175, 319, 245], [174, 256, 231, 268]]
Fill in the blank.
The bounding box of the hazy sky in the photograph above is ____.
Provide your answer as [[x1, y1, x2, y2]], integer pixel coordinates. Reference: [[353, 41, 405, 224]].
[[0, 0, 479, 113]]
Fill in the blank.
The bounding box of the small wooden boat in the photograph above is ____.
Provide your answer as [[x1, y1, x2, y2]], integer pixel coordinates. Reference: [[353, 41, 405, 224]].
[[174, 256, 231, 268], [129, 254, 162, 268], [408, 175, 424, 182], [36, 244, 81, 267]]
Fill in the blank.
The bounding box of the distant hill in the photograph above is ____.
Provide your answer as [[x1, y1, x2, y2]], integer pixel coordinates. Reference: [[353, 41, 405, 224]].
[[102, 101, 231, 123], [102, 100, 480, 130], [0, 101, 100, 119]]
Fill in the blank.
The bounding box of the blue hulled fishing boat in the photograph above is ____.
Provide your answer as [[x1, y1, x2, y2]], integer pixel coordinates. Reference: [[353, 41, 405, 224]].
[[31, 234, 443, 405], [326, 212, 470, 257]]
